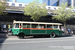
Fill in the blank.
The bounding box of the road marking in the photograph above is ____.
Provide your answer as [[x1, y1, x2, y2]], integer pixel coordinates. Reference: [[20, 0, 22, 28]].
[[0, 39, 75, 45]]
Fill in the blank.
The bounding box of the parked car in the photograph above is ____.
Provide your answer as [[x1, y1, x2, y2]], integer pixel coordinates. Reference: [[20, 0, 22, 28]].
[[8, 28, 12, 32]]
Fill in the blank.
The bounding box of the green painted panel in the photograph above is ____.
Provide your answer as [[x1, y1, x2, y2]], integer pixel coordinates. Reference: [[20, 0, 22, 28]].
[[23, 29, 30, 35], [12, 28, 20, 35], [47, 30, 59, 35], [59, 31, 62, 36], [31, 30, 39, 34], [39, 30, 46, 34], [47, 30, 54, 34], [12, 28, 62, 36], [31, 30, 46, 34], [12, 28, 30, 35]]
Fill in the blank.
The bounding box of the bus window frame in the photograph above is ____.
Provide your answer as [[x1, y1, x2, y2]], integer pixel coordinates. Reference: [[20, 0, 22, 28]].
[[31, 24, 39, 28], [39, 24, 46, 29], [20, 23, 23, 29], [47, 24, 52, 28], [47, 24, 60, 29], [23, 23, 30, 28], [14, 23, 20, 29], [52, 25, 59, 29], [13, 22, 61, 30]]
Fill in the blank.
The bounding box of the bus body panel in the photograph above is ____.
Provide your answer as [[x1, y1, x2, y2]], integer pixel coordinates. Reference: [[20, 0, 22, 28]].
[[12, 28, 62, 36], [23, 29, 30, 35], [12, 21, 62, 37], [12, 28, 20, 35], [59, 31, 62, 36], [47, 30, 59, 35], [39, 30, 46, 34], [31, 30, 39, 34]]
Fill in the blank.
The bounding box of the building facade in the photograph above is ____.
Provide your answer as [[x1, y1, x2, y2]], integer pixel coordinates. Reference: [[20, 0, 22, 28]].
[[43, 0, 59, 6], [43, 0, 75, 7], [0, 0, 53, 32], [0, 0, 28, 32]]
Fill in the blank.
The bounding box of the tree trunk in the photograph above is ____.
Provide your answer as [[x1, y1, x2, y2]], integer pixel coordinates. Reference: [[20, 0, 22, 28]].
[[64, 22, 66, 35]]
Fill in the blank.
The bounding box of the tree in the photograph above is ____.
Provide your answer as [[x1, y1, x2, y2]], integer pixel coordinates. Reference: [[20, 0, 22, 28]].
[[52, 3, 75, 34], [24, 0, 48, 22], [0, 0, 7, 15]]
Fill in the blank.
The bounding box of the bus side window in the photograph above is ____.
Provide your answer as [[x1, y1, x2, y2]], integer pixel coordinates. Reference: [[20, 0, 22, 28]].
[[53, 25, 58, 28], [39, 24, 46, 28], [23, 24, 30, 28], [27, 25, 30, 28], [42, 26, 44, 28], [32, 24, 38, 28], [47, 25, 52, 28]]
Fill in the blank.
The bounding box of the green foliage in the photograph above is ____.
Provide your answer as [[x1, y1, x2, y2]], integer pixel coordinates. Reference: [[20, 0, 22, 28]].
[[24, 0, 48, 21], [52, 3, 75, 34], [0, 1, 7, 15], [52, 3, 75, 23]]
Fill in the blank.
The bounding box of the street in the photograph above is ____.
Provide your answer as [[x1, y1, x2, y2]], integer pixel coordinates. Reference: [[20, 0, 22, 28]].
[[0, 35, 75, 50]]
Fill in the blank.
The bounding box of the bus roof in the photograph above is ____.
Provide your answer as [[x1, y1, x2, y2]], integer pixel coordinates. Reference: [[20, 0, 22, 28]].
[[13, 21, 62, 25]]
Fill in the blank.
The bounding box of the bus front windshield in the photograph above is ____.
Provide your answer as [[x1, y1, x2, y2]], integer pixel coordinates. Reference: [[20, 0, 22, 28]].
[[14, 23, 19, 28]]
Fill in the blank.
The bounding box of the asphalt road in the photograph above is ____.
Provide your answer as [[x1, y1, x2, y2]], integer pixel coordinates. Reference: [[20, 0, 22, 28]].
[[0, 35, 75, 50]]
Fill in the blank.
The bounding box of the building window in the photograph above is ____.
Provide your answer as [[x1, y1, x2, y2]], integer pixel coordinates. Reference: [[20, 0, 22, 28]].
[[19, 4, 22, 7], [7, 0, 9, 1], [74, 0, 75, 7], [48, 7, 50, 9], [12, 3, 15, 6], [6, 3, 9, 5], [68, 0, 71, 7], [54, 7, 56, 10], [25, 5, 27, 6]]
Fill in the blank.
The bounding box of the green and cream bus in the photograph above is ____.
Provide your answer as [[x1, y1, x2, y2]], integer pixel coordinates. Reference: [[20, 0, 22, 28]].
[[12, 20, 62, 38]]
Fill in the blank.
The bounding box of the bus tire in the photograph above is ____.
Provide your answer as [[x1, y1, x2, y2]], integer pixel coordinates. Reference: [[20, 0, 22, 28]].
[[50, 32, 56, 38], [18, 33, 25, 39]]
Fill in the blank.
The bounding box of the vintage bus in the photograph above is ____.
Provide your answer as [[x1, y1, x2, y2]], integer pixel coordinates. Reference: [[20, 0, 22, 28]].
[[12, 20, 62, 38]]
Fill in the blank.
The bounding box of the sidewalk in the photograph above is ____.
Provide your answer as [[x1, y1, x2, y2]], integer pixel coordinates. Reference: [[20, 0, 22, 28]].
[[62, 33, 74, 36]]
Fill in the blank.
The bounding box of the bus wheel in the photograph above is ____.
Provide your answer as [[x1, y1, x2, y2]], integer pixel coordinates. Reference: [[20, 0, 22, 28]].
[[18, 33, 25, 39], [50, 32, 56, 38]]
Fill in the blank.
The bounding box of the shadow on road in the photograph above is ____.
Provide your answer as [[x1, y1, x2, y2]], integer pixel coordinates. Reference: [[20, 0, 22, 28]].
[[0, 33, 7, 50], [21, 34, 74, 39], [56, 35, 73, 38]]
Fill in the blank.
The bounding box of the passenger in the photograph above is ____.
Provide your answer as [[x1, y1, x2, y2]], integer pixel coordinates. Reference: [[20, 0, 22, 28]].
[[68, 28, 71, 34], [42, 26, 44, 29], [20, 25, 21, 28]]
